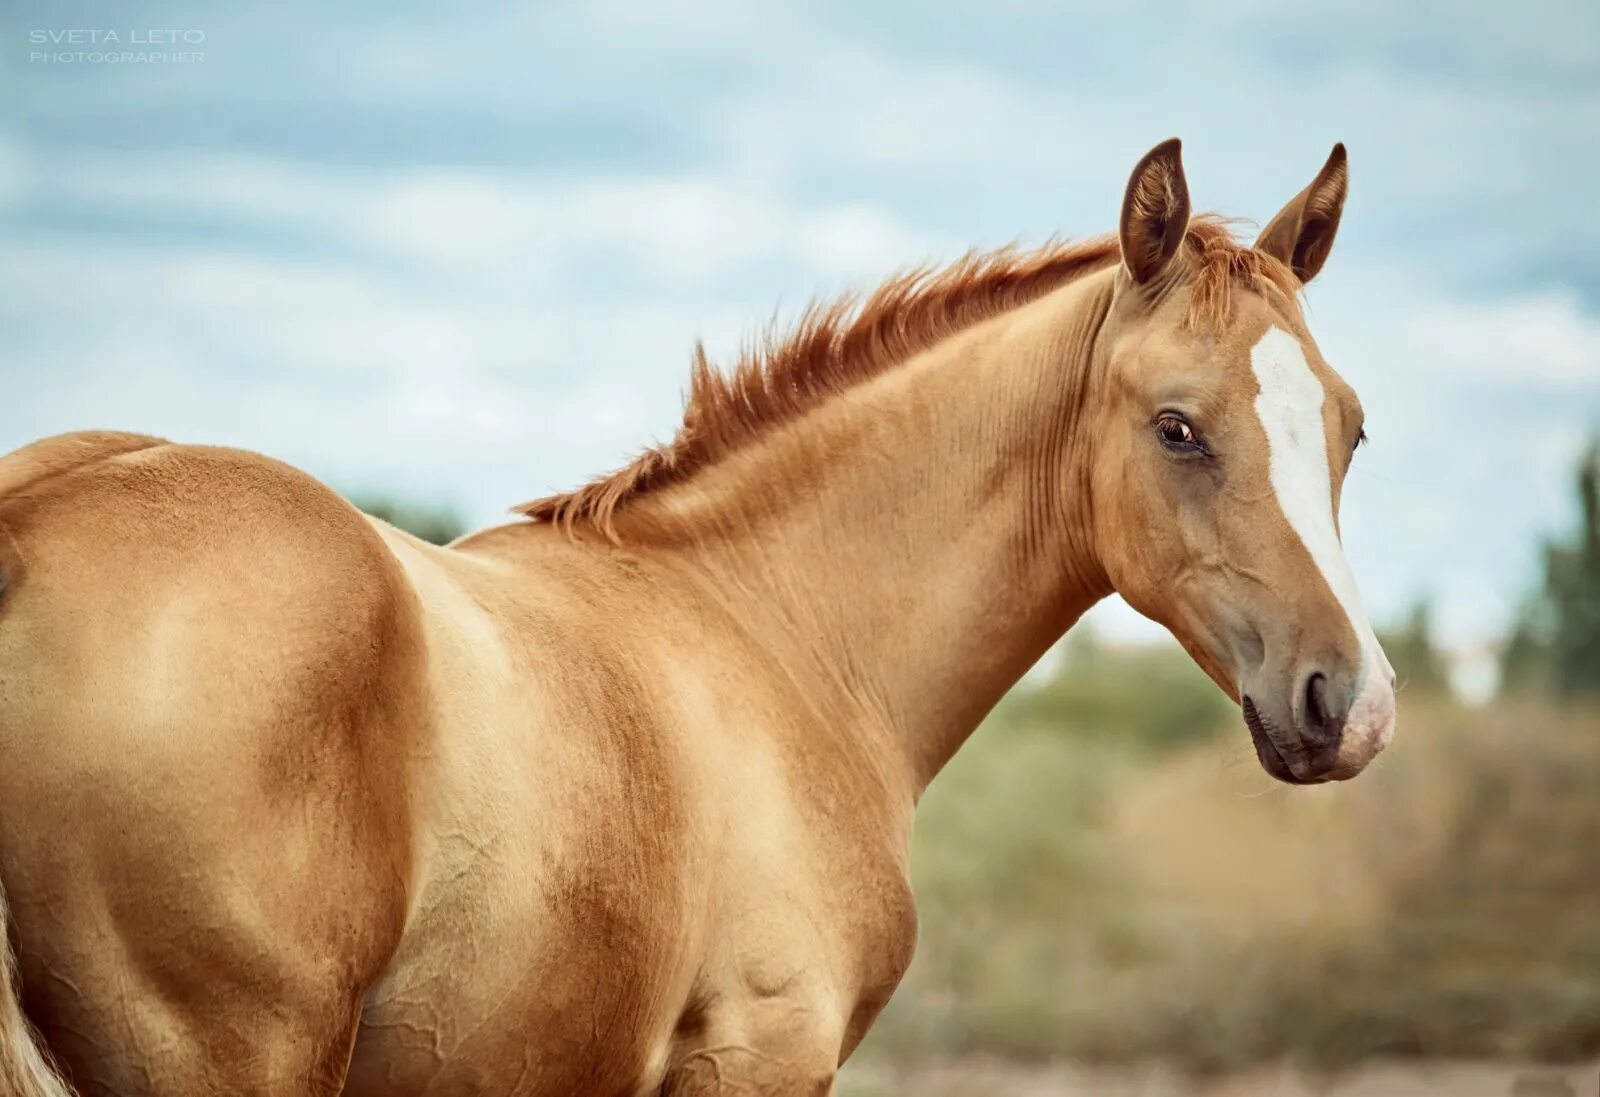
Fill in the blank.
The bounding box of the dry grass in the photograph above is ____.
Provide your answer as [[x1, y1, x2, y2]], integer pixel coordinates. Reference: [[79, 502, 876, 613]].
[[842, 1057, 1600, 1097]]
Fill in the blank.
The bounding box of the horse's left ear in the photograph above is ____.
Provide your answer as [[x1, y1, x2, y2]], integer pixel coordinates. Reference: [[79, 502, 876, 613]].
[[1255, 143, 1348, 284]]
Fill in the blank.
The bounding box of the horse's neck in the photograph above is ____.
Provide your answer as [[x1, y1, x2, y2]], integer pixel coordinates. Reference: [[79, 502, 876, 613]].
[[647, 269, 1117, 791]]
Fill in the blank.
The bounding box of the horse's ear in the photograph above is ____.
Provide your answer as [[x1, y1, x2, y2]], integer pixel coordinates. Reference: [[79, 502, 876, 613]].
[[1255, 143, 1348, 284], [1119, 138, 1191, 285]]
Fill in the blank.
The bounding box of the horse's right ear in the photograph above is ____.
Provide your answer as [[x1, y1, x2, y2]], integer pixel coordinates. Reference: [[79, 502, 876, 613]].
[[1119, 138, 1190, 284], [1254, 143, 1348, 284]]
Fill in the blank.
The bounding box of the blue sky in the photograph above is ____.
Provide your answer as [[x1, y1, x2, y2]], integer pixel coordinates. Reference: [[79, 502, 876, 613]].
[[3, 2, 1597, 667]]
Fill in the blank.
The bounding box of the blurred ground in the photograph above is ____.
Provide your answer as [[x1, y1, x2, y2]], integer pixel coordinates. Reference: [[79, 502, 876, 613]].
[[843, 1057, 1600, 1096]]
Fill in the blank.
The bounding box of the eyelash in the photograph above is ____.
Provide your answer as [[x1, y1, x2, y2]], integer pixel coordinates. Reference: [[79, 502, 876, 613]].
[[1154, 414, 1209, 456]]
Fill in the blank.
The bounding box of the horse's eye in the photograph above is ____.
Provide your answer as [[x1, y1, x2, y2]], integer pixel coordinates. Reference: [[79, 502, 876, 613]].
[[1155, 415, 1202, 452]]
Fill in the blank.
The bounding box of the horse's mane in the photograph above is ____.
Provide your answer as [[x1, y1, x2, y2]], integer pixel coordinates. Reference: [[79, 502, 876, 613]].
[[516, 215, 1297, 537]]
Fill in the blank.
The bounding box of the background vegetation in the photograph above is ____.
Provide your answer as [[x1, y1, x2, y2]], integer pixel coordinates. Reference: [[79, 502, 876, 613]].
[[348, 495, 466, 547]]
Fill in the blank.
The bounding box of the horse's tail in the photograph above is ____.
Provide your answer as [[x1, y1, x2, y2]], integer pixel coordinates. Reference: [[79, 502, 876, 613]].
[[0, 879, 73, 1097]]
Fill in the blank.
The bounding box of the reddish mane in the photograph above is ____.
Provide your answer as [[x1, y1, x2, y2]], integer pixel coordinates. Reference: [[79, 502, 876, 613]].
[[517, 216, 1297, 536]]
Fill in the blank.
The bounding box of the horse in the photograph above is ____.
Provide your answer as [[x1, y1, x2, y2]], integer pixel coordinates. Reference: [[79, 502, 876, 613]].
[[0, 138, 1395, 1095]]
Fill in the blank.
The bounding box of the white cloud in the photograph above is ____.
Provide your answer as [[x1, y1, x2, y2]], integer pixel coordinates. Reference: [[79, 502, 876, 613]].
[[5, 147, 945, 290], [1407, 290, 1600, 388]]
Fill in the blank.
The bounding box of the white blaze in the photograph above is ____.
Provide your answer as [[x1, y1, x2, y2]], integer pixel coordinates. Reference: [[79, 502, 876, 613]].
[[1250, 327, 1395, 766]]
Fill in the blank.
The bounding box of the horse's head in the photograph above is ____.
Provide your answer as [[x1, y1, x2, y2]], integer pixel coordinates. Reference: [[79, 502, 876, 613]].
[[1087, 139, 1394, 784]]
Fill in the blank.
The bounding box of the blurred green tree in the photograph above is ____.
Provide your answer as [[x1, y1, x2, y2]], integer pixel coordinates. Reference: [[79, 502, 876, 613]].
[[1501, 439, 1600, 698], [1002, 623, 1235, 752], [1379, 599, 1451, 695], [349, 495, 466, 546]]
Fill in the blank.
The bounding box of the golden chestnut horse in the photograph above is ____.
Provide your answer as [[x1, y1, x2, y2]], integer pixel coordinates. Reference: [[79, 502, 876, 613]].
[[0, 140, 1394, 1095]]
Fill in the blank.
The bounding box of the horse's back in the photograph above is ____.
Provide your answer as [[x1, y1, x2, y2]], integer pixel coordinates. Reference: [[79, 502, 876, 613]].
[[0, 431, 421, 1093]]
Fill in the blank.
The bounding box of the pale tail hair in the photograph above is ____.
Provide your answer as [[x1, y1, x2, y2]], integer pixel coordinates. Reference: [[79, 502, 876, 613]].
[[0, 883, 73, 1097]]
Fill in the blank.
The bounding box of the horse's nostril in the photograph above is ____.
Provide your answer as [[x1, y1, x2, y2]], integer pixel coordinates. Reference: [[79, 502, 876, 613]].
[[1304, 671, 1340, 746]]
